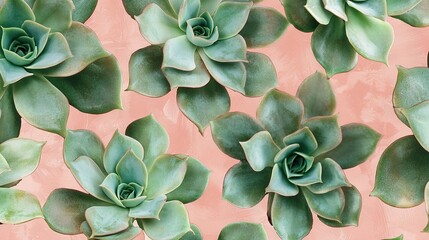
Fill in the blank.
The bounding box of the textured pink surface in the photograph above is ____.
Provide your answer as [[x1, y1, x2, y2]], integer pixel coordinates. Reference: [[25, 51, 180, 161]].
[[2, 1, 429, 239]]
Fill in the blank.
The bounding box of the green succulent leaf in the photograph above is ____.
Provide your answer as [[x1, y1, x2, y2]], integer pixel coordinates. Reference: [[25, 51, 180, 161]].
[[13, 75, 69, 136], [296, 71, 336, 119], [0, 88, 21, 143], [125, 114, 169, 169], [401, 101, 429, 153], [271, 192, 312, 240], [85, 205, 130, 237], [240, 131, 279, 172], [142, 201, 191, 240], [167, 157, 210, 204], [223, 162, 271, 208], [240, 6, 287, 48], [128, 46, 171, 98], [345, 7, 393, 64], [218, 222, 268, 240], [213, 1, 252, 40], [36, 22, 110, 77], [394, 0, 429, 28], [122, 0, 176, 18], [243, 52, 278, 97], [305, 0, 333, 25], [324, 0, 348, 20], [288, 162, 322, 186], [164, 54, 210, 89], [0, 0, 35, 28], [177, 0, 200, 31], [210, 112, 263, 160], [266, 164, 299, 197], [43, 188, 110, 234], [306, 158, 351, 194], [346, 0, 387, 20], [372, 135, 429, 207], [301, 115, 341, 156], [163, 35, 197, 71], [135, 3, 183, 45], [257, 89, 304, 146], [177, 80, 230, 134], [32, 0, 74, 32], [48, 55, 122, 114], [129, 194, 166, 219], [203, 35, 247, 63], [302, 187, 345, 221], [145, 154, 187, 198], [0, 153, 10, 175], [85, 225, 141, 240], [104, 131, 144, 174], [281, 0, 319, 32], [283, 127, 318, 154], [0, 59, 33, 86], [116, 150, 148, 187], [200, 0, 221, 14], [318, 186, 362, 227], [318, 123, 381, 169], [72, 0, 98, 23], [0, 188, 42, 224], [180, 224, 202, 240], [387, 0, 421, 15]]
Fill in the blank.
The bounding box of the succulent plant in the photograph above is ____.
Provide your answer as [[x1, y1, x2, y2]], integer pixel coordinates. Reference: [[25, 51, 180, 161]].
[[123, 0, 287, 133], [43, 115, 210, 240], [372, 54, 429, 232], [179, 222, 268, 240], [387, 0, 429, 27], [210, 72, 380, 239], [281, 0, 395, 77], [0, 130, 45, 224], [0, 0, 121, 141]]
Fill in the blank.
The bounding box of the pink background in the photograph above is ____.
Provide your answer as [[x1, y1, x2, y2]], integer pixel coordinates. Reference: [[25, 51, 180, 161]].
[[2, 1, 429, 239]]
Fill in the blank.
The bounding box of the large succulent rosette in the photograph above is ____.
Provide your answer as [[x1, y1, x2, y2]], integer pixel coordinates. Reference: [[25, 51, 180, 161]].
[[123, 0, 287, 133], [0, 131, 44, 224], [43, 115, 210, 240], [210, 72, 380, 239], [282, 0, 395, 76], [0, 0, 121, 141], [373, 54, 429, 232]]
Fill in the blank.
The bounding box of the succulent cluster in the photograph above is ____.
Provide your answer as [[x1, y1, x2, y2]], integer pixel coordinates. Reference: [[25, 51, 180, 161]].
[[124, 0, 287, 133], [211, 72, 380, 239]]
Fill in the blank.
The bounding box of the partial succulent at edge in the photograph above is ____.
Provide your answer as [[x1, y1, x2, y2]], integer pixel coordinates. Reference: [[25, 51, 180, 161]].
[[210, 72, 380, 239], [43, 115, 210, 240]]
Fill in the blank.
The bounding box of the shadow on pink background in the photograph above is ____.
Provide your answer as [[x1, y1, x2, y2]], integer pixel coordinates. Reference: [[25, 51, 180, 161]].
[[2, 1, 429, 239]]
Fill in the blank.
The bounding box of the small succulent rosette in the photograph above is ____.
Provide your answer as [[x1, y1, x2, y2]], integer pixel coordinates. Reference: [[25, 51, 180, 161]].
[[281, 0, 394, 76], [387, 0, 429, 27], [373, 56, 429, 232], [123, 0, 287, 133], [210, 72, 380, 239], [0, 0, 121, 141], [43, 115, 210, 240], [0, 132, 45, 224]]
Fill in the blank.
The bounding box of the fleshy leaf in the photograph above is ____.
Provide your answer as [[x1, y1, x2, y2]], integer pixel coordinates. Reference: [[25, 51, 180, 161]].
[[372, 135, 429, 207], [142, 201, 191, 240], [177, 80, 230, 134], [296, 71, 336, 119], [90, 226, 141, 240], [0, 188, 42, 224], [48, 55, 122, 114], [243, 52, 278, 97], [394, 0, 429, 27], [213, 1, 252, 40], [240, 6, 287, 48], [281, 0, 319, 32], [145, 154, 187, 198], [0, 59, 33, 86], [43, 188, 110, 234], [257, 89, 303, 146], [223, 162, 271, 208], [401, 101, 429, 153], [266, 164, 299, 197], [387, 0, 421, 15], [116, 150, 147, 187], [283, 127, 318, 154], [345, 7, 393, 64], [128, 46, 171, 98], [301, 115, 341, 156], [306, 158, 351, 194], [163, 54, 210, 89], [163, 35, 197, 71], [85, 205, 130, 237], [0, 88, 21, 143], [13, 75, 69, 136], [129, 194, 166, 219], [0, 0, 35, 27], [125, 114, 169, 169], [346, 0, 387, 20], [33, 0, 74, 32], [72, 0, 98, 23], [218, 222, 268, 240], [0, 153, 10, 175], [210, 112, 263, 160], [318, 123, 380, 169], [305, 0, 333, 25], [122, 0, 176, 18], [324, 0, 348, 20], [167, 157, 210, 204], [240, 131, 279, 172], [288, 162, 322, 186], [177, 0, 200, 31], [203, 35, 247, 63], [271, 192, 312, 240], [303, 187, 345, 221], [180, 224, 202, 240]]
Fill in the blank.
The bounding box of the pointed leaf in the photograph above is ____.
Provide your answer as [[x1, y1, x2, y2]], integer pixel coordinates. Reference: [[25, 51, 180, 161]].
[[223, 163, 271, 208], [302, 115, 341, 156], [0, 153, 10, 175], [401, 101, 429, 151], [283, 127, 318, 154], [163, 35, 196, 71], [304, 187, 345, 221], [387, 0, 421, 15], [266, 164, 299, 197], [0, 59, 33, 86], [281, 0, 318, 32], [213, 1, 252, 39], [218, 222, 268, 240], [116, 150, 148, 186], [346, 0, 387, 20], [129, 195, 166, 219], [128, 46, 171, 98], [177, 80, 230, 134], [289, 162, 322, 186], [93, 226, 141, 240], [324, 0, 348, 20], [243, 52, 278, 97], [203, 35, 247, 63], [306, 158, 351, 194], [180, 224, 202, 240], [372, 135, 429, 207], [0, 188, 42, 224], [177, 0, 200, 30], [200, 0, 221, 14], [33, 0, 74, 32], [164, 54, 210, 89], [210, 112, 263, 160], [72, 0, 98, 23], [241, 131, 279, 172], [122, 0, 176, 18], [43, 188, 110, 234], [305, 0, 333, 25], [0, 88, 21, 143], [85, 206, 130, 237], [0, 0, 35, 27], [394, 0, 429, 27]]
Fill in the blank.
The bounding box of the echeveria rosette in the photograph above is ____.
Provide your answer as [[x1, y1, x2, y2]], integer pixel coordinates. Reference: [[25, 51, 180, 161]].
[[0, 132, 45, 224], [124, 0, 287, 134], [43, 115, 210, 240], [0, 0, 121, 142], [210, 72, 380, 240], [387, 0, 429, 27], [372, 56, 429, 232], [282, 0, 394, 77]]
